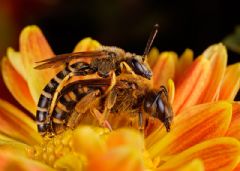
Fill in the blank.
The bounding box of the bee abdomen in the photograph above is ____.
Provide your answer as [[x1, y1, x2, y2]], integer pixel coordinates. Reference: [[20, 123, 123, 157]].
[[51, 85, 94, 131], [36, 68, 71, 134]]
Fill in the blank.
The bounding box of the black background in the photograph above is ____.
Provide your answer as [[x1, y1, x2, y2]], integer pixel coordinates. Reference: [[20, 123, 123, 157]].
[[28, 0, 240, 64]]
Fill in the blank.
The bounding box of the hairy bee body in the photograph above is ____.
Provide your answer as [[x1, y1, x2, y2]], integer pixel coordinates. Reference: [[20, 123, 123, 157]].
[[35, 24, 174, 137]]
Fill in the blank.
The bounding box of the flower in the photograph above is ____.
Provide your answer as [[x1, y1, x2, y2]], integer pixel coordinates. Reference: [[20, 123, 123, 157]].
[[0, 25, 240, 171]]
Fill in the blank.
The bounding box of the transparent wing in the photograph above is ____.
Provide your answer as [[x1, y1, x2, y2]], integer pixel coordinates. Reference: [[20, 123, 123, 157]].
[[34, 51, 108, 69]]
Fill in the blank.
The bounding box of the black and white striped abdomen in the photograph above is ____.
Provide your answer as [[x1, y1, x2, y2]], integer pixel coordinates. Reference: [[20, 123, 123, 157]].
[[36, 62, 93, 136], [36, 67, 71, 135]]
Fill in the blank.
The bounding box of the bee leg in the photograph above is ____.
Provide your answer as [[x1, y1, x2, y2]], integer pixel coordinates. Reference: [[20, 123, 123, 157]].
[[138, 111, 144, 134], [100, 88, 117, 123], [91, 108, 112, 131], [68, 89, 101, 129]]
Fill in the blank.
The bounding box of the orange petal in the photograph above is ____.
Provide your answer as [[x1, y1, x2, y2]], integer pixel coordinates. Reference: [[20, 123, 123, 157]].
[[157, 137, 240, 171], [219, 63, 240, 100], [176, 159, 204, 171], [152, 51, 178, 88], [233, 162, 240, 171], [147, 47, 160, 69], [175, 48, 193, 83], [7, 47, 27, 80], [1, 57, 36, 114], [167, 79, 175, 104], [54, 154, 83, 170], [0, 139, 29, 157], [106, 128, 144, 151], [73, 37, 101, 64], [73, 37, 101, 52], [199, 43, 227, 102], [0, 149, 54, 171], [87, 146, 145, 171], [71, 126, 106, 158], [0, 99, 42, 145], [173, 56, 211, 114], [226, 102, 240, 139], [147, 101, 232, 158], [20, 25, 60, 103]]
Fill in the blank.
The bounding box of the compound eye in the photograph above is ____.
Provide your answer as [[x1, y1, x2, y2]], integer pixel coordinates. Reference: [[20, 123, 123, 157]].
[[156, 97, 165, 114], [131, 59, 152, 79]]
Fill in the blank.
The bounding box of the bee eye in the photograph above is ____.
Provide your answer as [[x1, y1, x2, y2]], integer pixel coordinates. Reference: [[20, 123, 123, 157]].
[[131, 59, 152, 79], [156, 97, 165, 114]]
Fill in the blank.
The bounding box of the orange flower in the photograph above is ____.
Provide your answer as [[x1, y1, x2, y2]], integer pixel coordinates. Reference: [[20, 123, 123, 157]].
[[0, 25, 240, 171]]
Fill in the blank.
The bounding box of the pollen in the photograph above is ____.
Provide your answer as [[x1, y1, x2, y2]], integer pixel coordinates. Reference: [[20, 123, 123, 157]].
[[28, 126, 110, 168]]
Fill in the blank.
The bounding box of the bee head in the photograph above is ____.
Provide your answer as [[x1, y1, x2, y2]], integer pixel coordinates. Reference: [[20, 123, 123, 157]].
[[128, 56, 152, 79], [144, 89, 173, 132]]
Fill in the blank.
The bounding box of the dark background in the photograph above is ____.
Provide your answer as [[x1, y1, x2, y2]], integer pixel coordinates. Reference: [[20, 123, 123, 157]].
[[0, 0, 240, 104], [1, 0, 240, 62], [36, 0, 240, 64]]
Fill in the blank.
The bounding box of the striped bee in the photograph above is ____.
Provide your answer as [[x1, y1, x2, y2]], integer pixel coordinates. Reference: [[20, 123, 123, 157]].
[[35, 24, 173, 137]]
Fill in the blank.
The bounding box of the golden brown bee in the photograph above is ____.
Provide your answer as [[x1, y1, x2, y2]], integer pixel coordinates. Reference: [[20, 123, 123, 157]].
[[35, 24, 173, 137]]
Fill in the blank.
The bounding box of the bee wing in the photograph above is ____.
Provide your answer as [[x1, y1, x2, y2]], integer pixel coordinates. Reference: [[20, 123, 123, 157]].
[[34, 51, 107, 69]]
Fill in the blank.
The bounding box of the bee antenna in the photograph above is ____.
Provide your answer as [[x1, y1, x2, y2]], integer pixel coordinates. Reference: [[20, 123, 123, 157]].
[[143, 24, 159, 60]]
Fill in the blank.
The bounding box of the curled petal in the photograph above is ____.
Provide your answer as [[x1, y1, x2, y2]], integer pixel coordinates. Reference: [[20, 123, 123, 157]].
[[152, 51, 178, 88], [199, 43, 227, 102], [0, 99, 41, 145], [0, 150, 54, 171], [226, 102, 240, 139], [219, 63, 240, 100], [1, 57, 36, 114], [176, 159, 204, 171], [74, 37, 101, 52], [7, 47, 27, 80], [175, 48, 193, 83], [87, 146, 145, 171], [173, 56, 211, 114], [147, 47, 160, 68], [157, 137, 240, 171], [20, 25, 60, 103], [147, 101, 232, 158]]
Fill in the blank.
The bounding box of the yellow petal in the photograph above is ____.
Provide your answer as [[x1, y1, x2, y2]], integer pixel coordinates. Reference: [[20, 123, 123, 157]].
[[20, 25, 60, 103], [106, 128, 144, 151], [0, 139, 28, 157], [1, 57, 36, 114], [173, 56, 211, 114], [199, 43, 227, 102], [157, 137, 240, 171], [147, 47, 160, 68], [167, 79, 175, 104], [226, 102, 240, 139], [87, 146, 145, 171], [148, 101, 232, 158], [219, 63, 240, 100], [152, 51, 178, 88], [175, 48, 194, 83], [71, 126, 106, 158], [176, 159, 204, 171], [54, 154, 83, 170], [7, 47, 27, 80], [0, 99, 41, 145], [0, 150, 54, 171], [74, 37, 101, 52]]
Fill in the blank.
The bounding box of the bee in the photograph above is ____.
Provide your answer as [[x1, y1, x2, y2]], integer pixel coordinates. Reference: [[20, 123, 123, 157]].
[[35, 24, 173, 136]]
